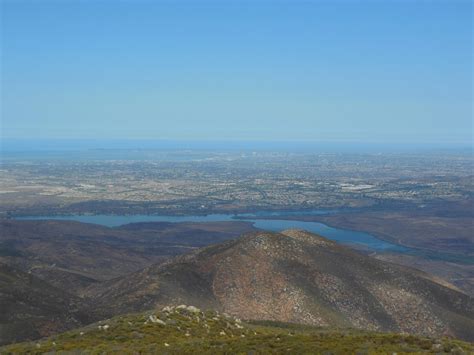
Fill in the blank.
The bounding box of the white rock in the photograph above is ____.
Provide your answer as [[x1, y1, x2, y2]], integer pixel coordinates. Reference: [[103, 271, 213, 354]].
[[164, 343, 170, 347], [149, 315, 166, 325], [186, 305, 201, 313]]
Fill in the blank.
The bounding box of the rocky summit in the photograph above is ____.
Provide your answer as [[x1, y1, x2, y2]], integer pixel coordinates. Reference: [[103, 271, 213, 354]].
[[89, 230, 474, 342]]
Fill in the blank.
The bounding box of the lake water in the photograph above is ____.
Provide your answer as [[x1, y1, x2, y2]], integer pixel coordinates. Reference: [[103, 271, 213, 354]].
[[16, 212, 408, 252]]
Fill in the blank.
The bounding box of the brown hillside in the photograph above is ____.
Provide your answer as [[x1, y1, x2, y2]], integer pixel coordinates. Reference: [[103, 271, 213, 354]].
[[89, 230, 474, 341]]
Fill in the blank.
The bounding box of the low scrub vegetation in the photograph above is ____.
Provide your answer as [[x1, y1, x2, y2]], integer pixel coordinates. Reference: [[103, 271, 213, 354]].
[[2, 305, 472, 354]]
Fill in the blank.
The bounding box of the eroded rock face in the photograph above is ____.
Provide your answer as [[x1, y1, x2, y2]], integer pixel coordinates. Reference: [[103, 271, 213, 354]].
[[91, 230, 474, 341]]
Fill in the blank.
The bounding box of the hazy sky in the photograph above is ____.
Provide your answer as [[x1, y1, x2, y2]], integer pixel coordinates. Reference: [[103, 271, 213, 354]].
[[1, 0, 472, 144]]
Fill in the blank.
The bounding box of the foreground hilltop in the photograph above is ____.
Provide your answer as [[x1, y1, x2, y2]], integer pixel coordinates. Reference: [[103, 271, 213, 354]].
[[89, 230, 474, 341], [3, 305, 472, 354]]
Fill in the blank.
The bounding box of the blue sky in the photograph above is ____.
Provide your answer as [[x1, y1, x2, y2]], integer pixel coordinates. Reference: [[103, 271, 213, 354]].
[[1, 0, 472, 144]]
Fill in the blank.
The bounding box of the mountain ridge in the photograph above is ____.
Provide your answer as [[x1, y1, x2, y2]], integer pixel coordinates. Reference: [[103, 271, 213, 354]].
[[87, 229, 474, 341]]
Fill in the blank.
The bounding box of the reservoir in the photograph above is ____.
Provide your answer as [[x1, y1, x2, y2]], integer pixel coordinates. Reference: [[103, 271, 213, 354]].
[[16, 212, 408, 253]]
